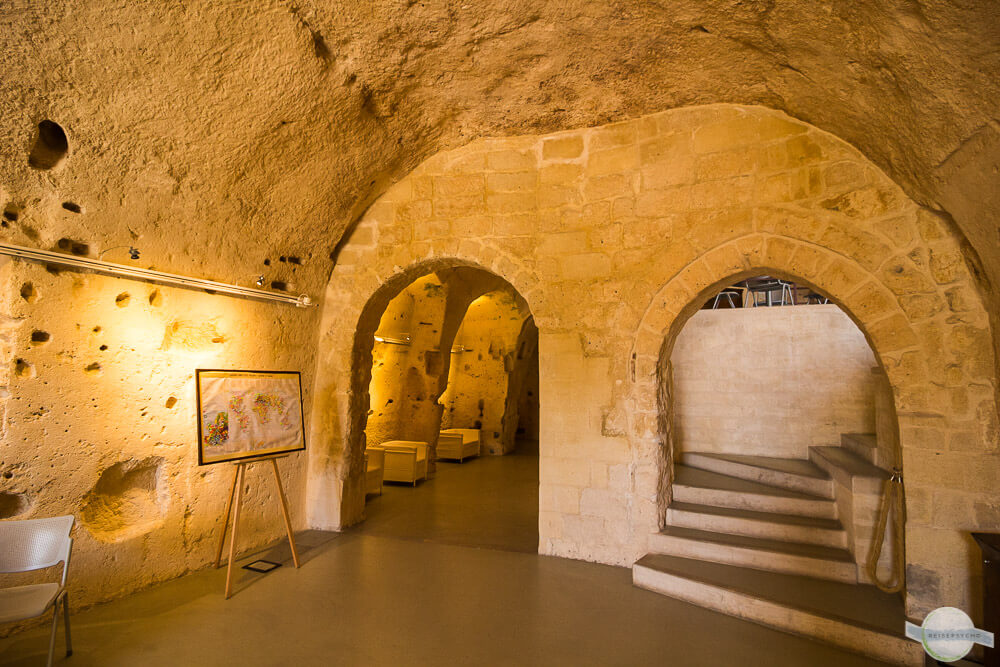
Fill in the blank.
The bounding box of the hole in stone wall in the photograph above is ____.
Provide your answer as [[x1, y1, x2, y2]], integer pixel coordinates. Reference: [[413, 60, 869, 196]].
[[61, 202, 82, 214], [263, 258, 271, 266], [312, 30, 332, 60], [57, 237, 90, 256], [270, 281, 288, 291], [28, 120, 69, 170], [80, 457, 166, 543], [165, 396, 177, 409], [99, 344, 108, 351], [3, 204, 21, 223], [0, 491, 31, 519], [30, 330, 50, 345], [115, 292, 130, 307], [20, 283, 37, 302], [45, 264, 61, 275], [148, 289, 163, 307], [92, 326, 101, 333], [84, 362, 101, 374], [287, 256, 302, 265], [14, 359, 34, 378]]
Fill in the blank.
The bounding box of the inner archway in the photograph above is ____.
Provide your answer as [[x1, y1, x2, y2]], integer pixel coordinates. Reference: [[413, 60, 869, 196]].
[[665, 274, 904, 596], [355, 263, 540, 552]]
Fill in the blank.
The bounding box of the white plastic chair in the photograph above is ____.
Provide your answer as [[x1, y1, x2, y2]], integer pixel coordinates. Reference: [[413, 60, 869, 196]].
[[0, 515, 74, 666]]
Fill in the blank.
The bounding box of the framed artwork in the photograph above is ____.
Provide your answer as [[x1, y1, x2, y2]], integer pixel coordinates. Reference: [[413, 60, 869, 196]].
[[196, 369, 306, 465]]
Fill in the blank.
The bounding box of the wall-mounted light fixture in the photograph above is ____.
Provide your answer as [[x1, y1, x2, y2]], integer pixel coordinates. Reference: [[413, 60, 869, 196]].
[[99, 245, 141, 261], [374, 334, 411, 345], [373, 333, 469, 354], [0, 242, 315, 308]]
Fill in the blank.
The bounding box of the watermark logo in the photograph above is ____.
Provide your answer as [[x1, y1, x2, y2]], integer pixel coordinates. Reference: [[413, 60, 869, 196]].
[[905, 607, 994, 662]]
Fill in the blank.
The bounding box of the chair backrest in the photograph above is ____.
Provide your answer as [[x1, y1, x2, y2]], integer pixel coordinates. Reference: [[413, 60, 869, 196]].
[[0, 515, 74, 577], [384, 446, 417, 463], [444, 429, 480, 445]]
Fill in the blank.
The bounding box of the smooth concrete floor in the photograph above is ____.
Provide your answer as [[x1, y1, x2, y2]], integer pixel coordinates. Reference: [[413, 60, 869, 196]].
[[360, 450, 539, 553], [0, 452, 893, 667]]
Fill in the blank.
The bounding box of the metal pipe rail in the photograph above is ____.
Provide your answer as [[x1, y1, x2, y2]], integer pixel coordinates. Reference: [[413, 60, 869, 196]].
[[0, 242, 314, 308]]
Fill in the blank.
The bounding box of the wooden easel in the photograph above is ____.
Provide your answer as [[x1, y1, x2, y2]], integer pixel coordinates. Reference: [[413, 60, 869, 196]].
[[214, 453, 300, 599]]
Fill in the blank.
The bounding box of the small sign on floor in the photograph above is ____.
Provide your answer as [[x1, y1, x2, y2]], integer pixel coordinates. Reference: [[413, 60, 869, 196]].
[[242, 559, 282, 574]]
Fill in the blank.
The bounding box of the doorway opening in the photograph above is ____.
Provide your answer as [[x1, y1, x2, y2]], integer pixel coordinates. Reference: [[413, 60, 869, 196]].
[[358, 267, 539, 553], [655, 274, 904, 607]]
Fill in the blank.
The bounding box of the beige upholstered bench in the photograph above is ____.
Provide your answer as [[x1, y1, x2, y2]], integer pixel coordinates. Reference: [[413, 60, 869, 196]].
[[438, 428, 481, 462], [368, 440, 428, 485]]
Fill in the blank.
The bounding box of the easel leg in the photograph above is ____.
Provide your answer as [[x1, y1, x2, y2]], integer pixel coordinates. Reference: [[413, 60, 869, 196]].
[[270, 458, 300, 568], [225, 463, 246, 599], [215, 466, 240, 569]]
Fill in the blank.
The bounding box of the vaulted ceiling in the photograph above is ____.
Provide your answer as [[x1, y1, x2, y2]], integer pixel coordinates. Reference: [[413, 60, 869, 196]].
[[2, 1, 998, 306]]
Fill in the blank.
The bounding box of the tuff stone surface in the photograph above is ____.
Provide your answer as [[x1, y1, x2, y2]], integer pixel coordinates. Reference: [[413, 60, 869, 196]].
[[2, 0, 998, 629]]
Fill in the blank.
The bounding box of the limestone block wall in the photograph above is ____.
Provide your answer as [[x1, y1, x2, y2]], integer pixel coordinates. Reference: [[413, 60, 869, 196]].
[[311, 104, 999, 620], [873, 367, 900, 471], [671, 304, 877, 459], [0, 259, 318, 611]]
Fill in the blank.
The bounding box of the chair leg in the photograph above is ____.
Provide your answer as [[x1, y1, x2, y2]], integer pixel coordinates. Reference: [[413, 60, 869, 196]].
[[47, 599, 59, 667], [63, 591, 73, 657]]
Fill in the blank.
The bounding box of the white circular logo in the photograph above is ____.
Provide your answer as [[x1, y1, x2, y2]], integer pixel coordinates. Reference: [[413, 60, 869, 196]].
[[920, 607, 976, 662]]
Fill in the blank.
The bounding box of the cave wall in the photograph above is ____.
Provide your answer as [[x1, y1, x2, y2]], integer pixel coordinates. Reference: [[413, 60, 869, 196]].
[[5, 0, 999, 376], [366, 273, 448, 449], [441, 288, 531, 454], [0, 258, 318, 610]]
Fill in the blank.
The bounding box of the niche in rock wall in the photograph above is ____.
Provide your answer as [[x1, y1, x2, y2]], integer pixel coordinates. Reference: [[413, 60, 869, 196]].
[[81, 457, 167, 543], [0, 491, 31, 519], [28, 120, 69, 170]]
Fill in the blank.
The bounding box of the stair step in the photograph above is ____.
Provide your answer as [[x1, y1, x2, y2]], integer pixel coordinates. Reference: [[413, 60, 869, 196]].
[[632, 554, 922, 666], [672, 466, 837, 519], [840, 433, 878, 465], [809, 446, 887, 495], [648, 526, 857, 582], [666, 502, 847, 548], [681, 452, 834, 498]]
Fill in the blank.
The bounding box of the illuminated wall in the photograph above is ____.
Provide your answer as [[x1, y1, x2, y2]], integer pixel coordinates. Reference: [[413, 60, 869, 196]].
[[365, 273, 448, 447], [440, 289, 533, 454], [0, 259, 318, 608], [671, 304, 878, 459]]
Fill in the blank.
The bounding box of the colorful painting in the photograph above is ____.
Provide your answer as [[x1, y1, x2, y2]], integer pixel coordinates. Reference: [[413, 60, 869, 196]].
[[196, 370, 306, 465]]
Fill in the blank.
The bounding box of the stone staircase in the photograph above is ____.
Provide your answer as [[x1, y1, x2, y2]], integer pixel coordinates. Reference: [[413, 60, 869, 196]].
[[633, 445, 922, 666]]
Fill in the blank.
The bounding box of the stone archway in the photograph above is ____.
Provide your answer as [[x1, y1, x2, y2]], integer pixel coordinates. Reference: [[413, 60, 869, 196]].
[[311, 103, 999, 618], [628, 233, 996, 617], [307, 256, 540, 529]]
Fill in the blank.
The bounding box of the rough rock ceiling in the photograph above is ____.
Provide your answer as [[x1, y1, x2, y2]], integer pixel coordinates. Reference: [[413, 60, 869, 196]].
[[2, 0, 998, 301]]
